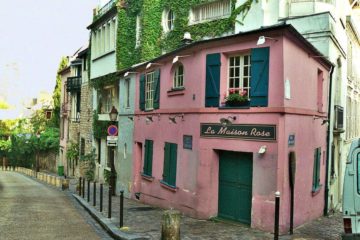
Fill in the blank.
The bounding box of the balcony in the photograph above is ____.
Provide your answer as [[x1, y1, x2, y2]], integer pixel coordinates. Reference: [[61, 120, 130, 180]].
[[289, 0, 335, 17], [94, 0, 117, 21], [66, 76, 82, 93]]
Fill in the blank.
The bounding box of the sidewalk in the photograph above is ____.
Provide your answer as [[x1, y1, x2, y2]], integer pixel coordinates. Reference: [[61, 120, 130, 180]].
[[67, 178, 343, 240]]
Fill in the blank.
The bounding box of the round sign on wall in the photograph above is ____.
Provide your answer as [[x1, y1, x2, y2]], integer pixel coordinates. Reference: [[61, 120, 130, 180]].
[[107, 125, 118, 136]]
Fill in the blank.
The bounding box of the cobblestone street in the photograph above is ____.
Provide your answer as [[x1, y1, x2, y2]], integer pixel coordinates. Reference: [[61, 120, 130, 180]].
[[67, 176, 344, 240], [0, 171, 112, 240]]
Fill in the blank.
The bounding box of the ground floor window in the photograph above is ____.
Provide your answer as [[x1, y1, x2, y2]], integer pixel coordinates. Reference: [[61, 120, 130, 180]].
[[162, 142, 178, 187], [143, 139, 153, 176]]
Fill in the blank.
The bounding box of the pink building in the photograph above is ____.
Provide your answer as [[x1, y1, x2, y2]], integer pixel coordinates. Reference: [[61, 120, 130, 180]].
[[130, 25, 332, 233]]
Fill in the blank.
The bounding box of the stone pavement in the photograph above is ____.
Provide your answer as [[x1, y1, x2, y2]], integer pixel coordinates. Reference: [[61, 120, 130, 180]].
[[65, 177, 344, 240]]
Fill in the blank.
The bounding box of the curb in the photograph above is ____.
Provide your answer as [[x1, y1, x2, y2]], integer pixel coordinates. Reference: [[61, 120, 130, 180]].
[[72, 194, 150, 240]]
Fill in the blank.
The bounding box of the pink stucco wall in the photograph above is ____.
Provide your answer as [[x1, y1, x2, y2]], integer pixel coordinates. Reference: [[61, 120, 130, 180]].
[[132, 28, 330, 233]]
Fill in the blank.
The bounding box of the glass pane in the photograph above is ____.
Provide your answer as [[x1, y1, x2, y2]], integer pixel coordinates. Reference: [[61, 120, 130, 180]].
[[235, 56, 240, 66], [235, 68, 240, 77]]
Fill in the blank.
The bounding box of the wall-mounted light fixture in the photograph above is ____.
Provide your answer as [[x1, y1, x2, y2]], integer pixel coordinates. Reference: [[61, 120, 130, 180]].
[[172, 55, 191, 64], [168, 114, 184, 124], [257, 36, 278, 45], [181, 32, 193, 45], [219, 116, 236, 126], [109, 106, 118, 121], [258, 145, 267, 154], [128, 116, 134, 121], [124, 71, 139, 77], [146, 62, 163, 69], [145, 116, 153, 124]]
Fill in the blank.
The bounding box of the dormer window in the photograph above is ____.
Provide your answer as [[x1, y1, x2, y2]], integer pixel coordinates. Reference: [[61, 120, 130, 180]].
[[162, 9, 175, 32], [173, 64, 184, 89]]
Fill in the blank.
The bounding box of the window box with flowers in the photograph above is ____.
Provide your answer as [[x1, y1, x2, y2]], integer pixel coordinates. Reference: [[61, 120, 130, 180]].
[[223, 89, 249, 107]]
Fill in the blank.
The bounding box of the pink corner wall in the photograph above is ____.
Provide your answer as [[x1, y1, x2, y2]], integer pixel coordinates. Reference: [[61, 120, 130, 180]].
[[132, 29, 330, 233]]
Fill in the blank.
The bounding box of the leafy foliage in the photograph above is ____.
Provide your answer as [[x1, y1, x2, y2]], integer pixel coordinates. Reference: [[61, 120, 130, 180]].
[[92, 110, 111, 139], [116, 0, 257, 70], [80, 149, 96, 181], [52, 57, 69, 127]]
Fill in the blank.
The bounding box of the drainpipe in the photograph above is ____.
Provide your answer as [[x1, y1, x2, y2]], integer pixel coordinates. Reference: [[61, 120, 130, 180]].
[[324, 65, 334, 216]]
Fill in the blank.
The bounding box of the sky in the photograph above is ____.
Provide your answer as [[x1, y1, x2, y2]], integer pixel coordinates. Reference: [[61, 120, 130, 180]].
[[0, 0, 104, 120]]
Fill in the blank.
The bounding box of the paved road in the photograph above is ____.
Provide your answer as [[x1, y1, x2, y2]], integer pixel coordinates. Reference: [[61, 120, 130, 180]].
[[0, 171, 112, 240]]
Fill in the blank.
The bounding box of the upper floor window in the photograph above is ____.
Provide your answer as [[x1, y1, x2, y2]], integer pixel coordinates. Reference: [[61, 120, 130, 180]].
[[190, 0, 231, 25], [98, 86, 118, 114], [139, 70, 160, 111], [173, 64, 184, 89], [162, 9, 175, 32], [125, 78, 130, 108], [145, 71, 155, 110], [92, 17, 116, 59], [135, 15, 141, 48], [228, 54, 251, 97]]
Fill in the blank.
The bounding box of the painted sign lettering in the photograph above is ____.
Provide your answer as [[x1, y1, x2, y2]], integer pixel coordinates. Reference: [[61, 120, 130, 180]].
[[200, 123, 276, 141]]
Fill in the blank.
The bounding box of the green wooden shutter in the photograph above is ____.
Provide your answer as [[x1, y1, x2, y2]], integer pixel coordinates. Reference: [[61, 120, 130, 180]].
[[143, 140, 153, 176], [312, 147, 321, 191], [153, 69, 161, 109], [169, 143, 177, 186], [163, 143, 171, 183], [250, 47, 269, 107], [139, 74, 145, 111], [205, 53, 221, 107]]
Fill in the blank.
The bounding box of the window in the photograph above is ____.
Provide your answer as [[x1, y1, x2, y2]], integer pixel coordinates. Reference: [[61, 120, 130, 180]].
[[143, 140, 153, 176], [312, 147, 321, 193], [228, 54, 251, 97], [190, 0, 231, 24], [145, 71, 155, 110], [125, 78, 130, 108], [98, 86, 118, 114], [135, 15, 141, 48], [80, 138, 85, 156], [140, 70, 160, 111], [317, 69, 324, 112], [97, 139, 101, 164], [162, 142, 177, 187], [71, 92, 81, 122], [162, 9, 175, 32], [173, 64, 184, 89], [92, 19, 116, 59]]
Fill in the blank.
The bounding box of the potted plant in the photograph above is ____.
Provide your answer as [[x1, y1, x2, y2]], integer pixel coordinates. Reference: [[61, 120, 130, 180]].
[[224, 89, 249, 107]]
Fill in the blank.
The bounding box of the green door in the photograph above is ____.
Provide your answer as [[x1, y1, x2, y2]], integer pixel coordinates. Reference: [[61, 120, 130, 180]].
[[218, 151, 253, 224]]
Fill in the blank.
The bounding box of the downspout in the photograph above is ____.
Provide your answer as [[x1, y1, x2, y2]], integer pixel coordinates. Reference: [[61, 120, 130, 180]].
[[324, 64, 334, 216]]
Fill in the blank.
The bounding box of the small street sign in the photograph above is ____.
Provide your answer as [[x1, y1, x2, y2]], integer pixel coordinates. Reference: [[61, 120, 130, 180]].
[[107, 125, 118, 136], [107, 136, 118, 146]]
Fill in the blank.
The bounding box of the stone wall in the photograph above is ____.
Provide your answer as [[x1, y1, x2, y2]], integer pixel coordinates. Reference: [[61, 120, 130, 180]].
[[79, 83, 93, 155]]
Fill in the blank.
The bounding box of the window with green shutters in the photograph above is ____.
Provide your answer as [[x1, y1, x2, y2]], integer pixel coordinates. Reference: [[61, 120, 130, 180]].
[[162, 142, 178, 187], [143, 139, 153, 176], [139, 69, 160, 111], [312, 147, 321, 192]]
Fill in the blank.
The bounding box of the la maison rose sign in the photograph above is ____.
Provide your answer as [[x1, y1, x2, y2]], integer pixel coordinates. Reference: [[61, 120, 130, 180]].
[[200, 123, 276, 141]]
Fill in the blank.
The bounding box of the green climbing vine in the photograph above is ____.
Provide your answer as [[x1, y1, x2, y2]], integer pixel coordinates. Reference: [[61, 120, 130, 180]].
[[90, 72, 119, 90], [92, 110, 111, 139], [116, 0, 257, 70]]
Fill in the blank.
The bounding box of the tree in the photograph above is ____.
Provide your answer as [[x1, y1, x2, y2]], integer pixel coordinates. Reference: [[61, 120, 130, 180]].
[[51, 56, 68, 127]]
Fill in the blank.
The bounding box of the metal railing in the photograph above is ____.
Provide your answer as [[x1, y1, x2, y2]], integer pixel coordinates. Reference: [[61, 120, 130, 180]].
[[95, 0, 116, 19], [66, 77, 82, 92], [290, 0, 335, 4]]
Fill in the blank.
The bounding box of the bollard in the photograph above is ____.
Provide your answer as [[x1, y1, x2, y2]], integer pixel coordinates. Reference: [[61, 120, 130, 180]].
[[82, 178, 85, 198], [274, 191, 280, 240], [108, 185, 112, 218], [100, 183, 103, 212], [120, 190, 124, 228], [161, 210, 181, 240], [79, 177, 82, 196], [93, 181, 96, 206], [87, 180, 90, 202]]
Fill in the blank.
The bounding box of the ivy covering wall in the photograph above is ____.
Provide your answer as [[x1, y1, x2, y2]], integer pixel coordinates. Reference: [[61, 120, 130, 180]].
[[116, 0, 257, 70]]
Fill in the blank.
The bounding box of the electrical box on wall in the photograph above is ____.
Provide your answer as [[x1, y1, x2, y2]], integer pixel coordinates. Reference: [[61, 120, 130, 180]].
[[334, 105, 344, 132]]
